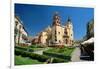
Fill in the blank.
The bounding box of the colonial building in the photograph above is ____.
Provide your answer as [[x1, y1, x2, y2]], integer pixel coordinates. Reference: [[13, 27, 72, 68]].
[[51, 12, 63, 46], [80, 19, 94, 60], [31, 36, 39, 45], [15, 15, 29, 46], [32, 12, 74, 47], [87, 19, 94, 39]]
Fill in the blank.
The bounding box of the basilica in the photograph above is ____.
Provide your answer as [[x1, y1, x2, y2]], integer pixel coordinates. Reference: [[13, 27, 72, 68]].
[[32, 12, 74, 47]]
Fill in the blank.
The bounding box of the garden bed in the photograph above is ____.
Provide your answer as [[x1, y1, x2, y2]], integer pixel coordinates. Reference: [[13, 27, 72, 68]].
[[43, 47, 75, 60], [15, 49, 68, 64], [15, 49, 49, 62]]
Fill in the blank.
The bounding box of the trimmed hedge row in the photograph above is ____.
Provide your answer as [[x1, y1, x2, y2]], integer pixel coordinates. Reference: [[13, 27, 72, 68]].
[[15, 46, 36, 52], [15, 49, 49, 62], [15, 49, 68, 63], [52, 58, 67, 63], [28, 48, 43, 52], [15, 46, 28, 51], [15, 46, 43, 52], [43, 51, 71, 60], [28, 48, 34, 52], [29, 45, 45, 48]]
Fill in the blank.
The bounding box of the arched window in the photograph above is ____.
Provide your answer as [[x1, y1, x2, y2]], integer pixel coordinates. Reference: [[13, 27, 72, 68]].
[[58, 32, 60, 34], [64, 32, 67, 35], [15, 21, 18, 26], [71, 34, 72, 36], [55, 38, 57, 41], [66, 39, 68, 44], [19, 25, 21, 29], [59, 40, 61, 43]]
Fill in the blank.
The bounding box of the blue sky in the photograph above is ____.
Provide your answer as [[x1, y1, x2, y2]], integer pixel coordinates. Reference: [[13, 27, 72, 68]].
[[15, 4, 94, 40]]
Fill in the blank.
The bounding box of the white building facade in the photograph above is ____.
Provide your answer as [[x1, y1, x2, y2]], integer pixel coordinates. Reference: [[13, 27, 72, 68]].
[[15, 16, 28, 46]]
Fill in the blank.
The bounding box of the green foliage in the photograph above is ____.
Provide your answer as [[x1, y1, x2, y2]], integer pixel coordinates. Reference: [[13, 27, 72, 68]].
[[29, 53, 49, 62], [29, 45, 44, 48], [29, 45, 39, 48], [15, 46, 28, 51], [15, 46, 44, 52], [53, 58, 68, 63], [43, 51, 71, 60], [15, 49, 49, 62], [15, 49, 23, 55], [28, 48, 34, 52], [15, 49, 69, 63], [43, 47, 75, 60], [15, 56, 42, 65], [44, 47, 74, 56], [15, 46, 74, 64]]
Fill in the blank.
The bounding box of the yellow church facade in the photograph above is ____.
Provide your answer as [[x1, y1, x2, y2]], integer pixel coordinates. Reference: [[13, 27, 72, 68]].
[[33, 12, 74, 47]]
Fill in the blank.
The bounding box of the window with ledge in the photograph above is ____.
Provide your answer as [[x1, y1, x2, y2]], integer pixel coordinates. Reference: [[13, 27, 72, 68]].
[[15, 21, 18, 26], [59, 40, 61, 43], [55, 39, 57, 41], [19, 25, 21, 29], [64, 32, 67, 35], [55, 36, 57, 41], [58, 32, 60, 34], [71, 34, 72, 36]]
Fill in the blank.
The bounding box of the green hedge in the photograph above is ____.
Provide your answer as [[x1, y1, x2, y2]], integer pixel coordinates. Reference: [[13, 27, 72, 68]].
[[15, 46, 43, 52], [28, 48, 43, 52], [15, 49, 23, 55], [53, 58, 67, 63], [15, 56, 42, 65], [15, 49, 49, 62], [15, 46, 28, 51], [28, 48, 34, 52], [29, 45, 44, 48], [43, 51, 71, 60], [15, 49, 68, 63], [15, 46, 35, 52], [29, 45, 38, 48], [29, 53, 49, 62]]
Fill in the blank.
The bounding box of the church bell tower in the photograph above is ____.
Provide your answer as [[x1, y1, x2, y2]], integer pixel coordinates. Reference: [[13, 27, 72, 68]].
[[51, 12, 63, 46]]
